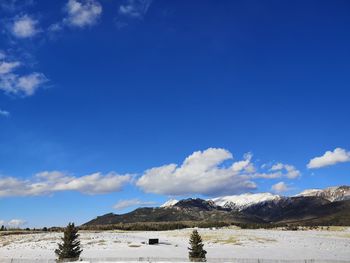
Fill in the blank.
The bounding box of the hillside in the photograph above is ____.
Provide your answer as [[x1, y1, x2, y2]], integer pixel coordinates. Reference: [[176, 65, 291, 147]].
[[84, 198, 264, 226]]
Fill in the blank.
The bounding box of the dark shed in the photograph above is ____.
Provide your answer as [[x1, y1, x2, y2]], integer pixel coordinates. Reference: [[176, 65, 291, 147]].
[[148, 238, 159, 245]]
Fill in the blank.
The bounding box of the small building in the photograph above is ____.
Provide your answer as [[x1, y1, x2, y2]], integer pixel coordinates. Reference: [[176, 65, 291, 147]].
[[148, 238, 159, 245]]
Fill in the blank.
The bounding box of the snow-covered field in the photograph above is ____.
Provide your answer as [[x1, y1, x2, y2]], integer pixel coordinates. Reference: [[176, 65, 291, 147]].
[[1, 227, 350, 262]]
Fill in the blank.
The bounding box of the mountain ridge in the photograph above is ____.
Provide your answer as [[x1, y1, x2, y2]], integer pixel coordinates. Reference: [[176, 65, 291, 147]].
[[84, 185, 350, 227], [160, 186, 350, 210]]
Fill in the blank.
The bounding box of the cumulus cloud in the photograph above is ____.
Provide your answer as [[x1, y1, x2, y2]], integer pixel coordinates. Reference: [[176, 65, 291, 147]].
[[0, 53, 47, 97], [113, 199, 157, 210], [137, 148, 257, 196], [307, 148, 350, 169], [118, 0, 153, 19], [0, 171, 132, 197], [64, 0, 102, 28], [0, 109, 10, 117], [271, 182, 289, 193], [11, 15, 40, 38]]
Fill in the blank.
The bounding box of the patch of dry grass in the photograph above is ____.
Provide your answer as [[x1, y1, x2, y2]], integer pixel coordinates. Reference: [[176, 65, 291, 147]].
[[247, 237, 277, 243], [200, 233, 241, 245], [128, 244, 141, 248]]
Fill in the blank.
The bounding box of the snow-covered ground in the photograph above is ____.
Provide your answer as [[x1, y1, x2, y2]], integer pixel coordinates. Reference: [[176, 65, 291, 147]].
[[0, 227, 350, 262]]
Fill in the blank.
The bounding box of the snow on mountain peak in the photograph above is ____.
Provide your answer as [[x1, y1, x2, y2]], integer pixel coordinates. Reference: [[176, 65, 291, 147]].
[[210, 193, 281, 210], [297, 185, 350, 202], [159, 185, 350, 210], [160, 199, 179, 208]]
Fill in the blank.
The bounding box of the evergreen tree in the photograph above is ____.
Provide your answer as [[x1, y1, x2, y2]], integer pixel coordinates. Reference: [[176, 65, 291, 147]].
[[188, 230, 207, 262], [0, 225, 5, 231], [55, 223, 82, 262]]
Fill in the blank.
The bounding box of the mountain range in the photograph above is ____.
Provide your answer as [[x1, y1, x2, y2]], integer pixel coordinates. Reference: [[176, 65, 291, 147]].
[[84, 186, 350, 226]]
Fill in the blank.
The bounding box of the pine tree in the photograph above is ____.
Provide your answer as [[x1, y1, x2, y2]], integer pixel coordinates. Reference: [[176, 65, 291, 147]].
[[0, 225, 5, 231], [55, 223, 82, 262], [188, 230, 207, 262]]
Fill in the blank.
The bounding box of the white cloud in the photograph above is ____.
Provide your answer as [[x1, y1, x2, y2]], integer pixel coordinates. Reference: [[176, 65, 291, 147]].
[[307, 148, 350, 169], [7, 219, 26, 228], [64, 0, 102, 28], [119, 0, 153, 19], [0, 72, 47, 97], [11, 15, 39, 38], [0, 219, 26, 228], [0, 171, 132, 197], [271, 182, 289, 193], [137, 148, 257, 196], [0, 61, 20, 74], [113, 199, 157, 210], [0, 54, 47, 97], [254, 163, 301, 179], [16, 73, 47, 96], [271, 163, 301, 179], [0, 50, 46, 99], [0, 109, 10, 117]]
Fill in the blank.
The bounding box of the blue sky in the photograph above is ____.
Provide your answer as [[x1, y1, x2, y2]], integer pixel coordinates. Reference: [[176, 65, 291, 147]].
[[0, 0, 349, 228]]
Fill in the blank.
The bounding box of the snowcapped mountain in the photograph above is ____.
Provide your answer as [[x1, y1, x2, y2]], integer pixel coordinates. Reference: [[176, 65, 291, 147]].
[[160, 193, 281, 210], [297, 185, 350, 202], [159, 186, 350, 211], [160, 199, 179, 208], [210, 193, 281, 211]]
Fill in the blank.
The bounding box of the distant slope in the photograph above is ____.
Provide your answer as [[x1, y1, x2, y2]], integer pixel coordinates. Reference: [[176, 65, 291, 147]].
[[84, 198, 264, 226], [290, 200, 350, 226], [241, 196, 331, 222]]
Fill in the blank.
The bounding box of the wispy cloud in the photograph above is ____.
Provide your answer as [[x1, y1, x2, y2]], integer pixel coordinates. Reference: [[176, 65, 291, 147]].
[[48, 0, 102, 33], [253, 163, 301, 179], [0, 72, 47, 97], [113, 199, 157, 210], [10, 15, 40, 38], [270, 163, 301, 179], [307, 148, 350, 169], [118, 0, 153, 19], [0, 52, 47, 97], [0, 171, 132, 197], [0, 109, 10, 117], [0, 0, 34, 12], [64, 0, 102, 28], [0, 61, 21, 74]]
